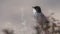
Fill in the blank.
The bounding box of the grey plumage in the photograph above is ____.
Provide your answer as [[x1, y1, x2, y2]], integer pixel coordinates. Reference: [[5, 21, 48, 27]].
[[33, 6, 49, 26], [33, 6, 50, 34]]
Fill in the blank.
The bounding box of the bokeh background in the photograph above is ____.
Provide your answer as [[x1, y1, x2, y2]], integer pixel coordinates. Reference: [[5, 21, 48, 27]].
[[0, 0, 60, 34]]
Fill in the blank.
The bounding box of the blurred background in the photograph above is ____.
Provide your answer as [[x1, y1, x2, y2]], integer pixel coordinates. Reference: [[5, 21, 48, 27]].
[[0, 0, 60, 34]]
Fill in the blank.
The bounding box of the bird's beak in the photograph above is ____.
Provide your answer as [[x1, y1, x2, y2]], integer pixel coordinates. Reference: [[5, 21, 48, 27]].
[[32, 6, 35, 8], [32, 7, 34, 8]]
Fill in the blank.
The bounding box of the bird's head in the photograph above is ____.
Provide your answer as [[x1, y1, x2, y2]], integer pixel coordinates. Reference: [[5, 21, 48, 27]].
[[33, 6, 41, 13]]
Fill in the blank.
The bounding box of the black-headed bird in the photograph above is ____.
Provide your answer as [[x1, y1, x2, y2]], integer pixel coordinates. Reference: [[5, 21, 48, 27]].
[[33, 6, 50, 30]]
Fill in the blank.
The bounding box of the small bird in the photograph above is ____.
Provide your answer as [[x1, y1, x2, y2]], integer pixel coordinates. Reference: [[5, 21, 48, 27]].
[[33, 6, 49, 30]]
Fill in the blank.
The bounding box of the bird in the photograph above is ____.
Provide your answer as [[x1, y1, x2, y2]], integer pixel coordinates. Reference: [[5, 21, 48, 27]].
[[32, 6, 50, 30]]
